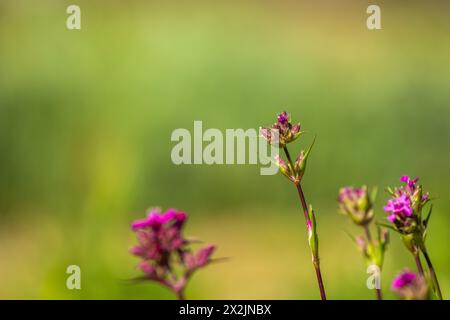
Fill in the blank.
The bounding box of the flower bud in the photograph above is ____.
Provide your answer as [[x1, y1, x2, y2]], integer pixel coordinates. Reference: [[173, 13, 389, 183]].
[[293, 151, 305, 180], [183, 252, 197, 271], [277, 111, 289, 125], [338, 186, 374, 226], [274, 155, 294, 181], [196, 244, 216, 267], [259, 127, 278, 147], [379, 227, 389, 247], [307, 205, 319, 265], [138, 261, 159, 280], [293, 136, 315, 182], [260, 111, 302, 148], [355, 235, 369, 256]]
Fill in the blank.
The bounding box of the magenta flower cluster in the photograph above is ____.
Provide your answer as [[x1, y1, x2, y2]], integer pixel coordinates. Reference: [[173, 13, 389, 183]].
[[338, 174, 445, 300], [130, 208, 216, 299], [130, 209, 187, 262], [384, 194, 413, 222], [383, 175, 420, 223], [383, 175, 442, 299], [391, 270, 429, 300], [383, 175, 430, 232], [392, 270, 417, 289]]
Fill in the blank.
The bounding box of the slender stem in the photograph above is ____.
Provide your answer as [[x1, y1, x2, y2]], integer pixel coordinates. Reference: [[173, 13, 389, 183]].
[[283, 147, 310, 222], [297, 182, 326, 300], [295, 181, 311, 222], [175, 290, 185, 300], [285, 144, 327, 300], [313, 264, 327, 300], [413, 252, 425, 276], [422, 248, 443, 300], [283, 147, 295, 172], [363, 224, 372, 243], [376, 288, 382, 300]]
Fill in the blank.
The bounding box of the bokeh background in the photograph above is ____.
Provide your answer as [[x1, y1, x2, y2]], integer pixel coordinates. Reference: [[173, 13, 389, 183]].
[[0, 0, 449, 299]]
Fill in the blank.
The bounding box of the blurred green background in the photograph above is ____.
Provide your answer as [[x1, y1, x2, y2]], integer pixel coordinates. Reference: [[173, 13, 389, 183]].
[[0, 0, 449, 299]]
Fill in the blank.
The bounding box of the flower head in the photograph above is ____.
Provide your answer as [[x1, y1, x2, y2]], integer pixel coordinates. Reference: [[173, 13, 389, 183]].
[[338, 186, 374, 225], [260, 111, 302, 148], [130, 208, 216, 299], [384, 175, 431, 234], [391, 270, 429, 300]]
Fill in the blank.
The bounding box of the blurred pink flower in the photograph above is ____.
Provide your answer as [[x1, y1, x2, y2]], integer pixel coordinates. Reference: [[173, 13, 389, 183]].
[[129, 208, 216, 299]]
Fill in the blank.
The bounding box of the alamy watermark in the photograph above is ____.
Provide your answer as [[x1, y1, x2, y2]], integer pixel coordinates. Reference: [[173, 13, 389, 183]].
[[66, 5, 81, 30], [64, 4, 380, 32], [66, 265, 81, 290], [170, 121, 279, 175], [367, 5, 381, 30], [367, 264, 381, 290]]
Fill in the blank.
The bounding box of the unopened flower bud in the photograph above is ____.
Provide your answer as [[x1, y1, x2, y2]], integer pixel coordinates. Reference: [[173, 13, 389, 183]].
[[138, 261, 158, 280], [259, 127, 276, 146], [292, 136, 315, 183], [277, 111, 289, 125], [355, 235, 368, 255], [307, 205, 319, 265], [294, 151, 305, 179], [183, 252, 197, 271], [379, 227, 389, 246], [274, 155, 293, 180], [196, 244, 216, 267]]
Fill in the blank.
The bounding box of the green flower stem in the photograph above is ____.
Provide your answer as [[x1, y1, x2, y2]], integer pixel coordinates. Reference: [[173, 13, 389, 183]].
[[283, 146, 327, 300]]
